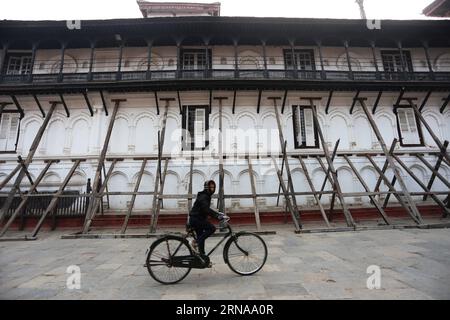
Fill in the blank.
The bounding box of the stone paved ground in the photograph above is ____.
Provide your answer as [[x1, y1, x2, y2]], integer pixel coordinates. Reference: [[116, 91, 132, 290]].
[[0, 226, 449, 300]]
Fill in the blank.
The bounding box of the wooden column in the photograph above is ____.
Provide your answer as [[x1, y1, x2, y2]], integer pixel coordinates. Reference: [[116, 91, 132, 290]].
[[149, 98, 171, 233], [304, 97, 355, 227], [30, 160, 81, 238], [270, 97, 301, 226], [146, 40, 153, 80], [116, 41, 124, 80], [271, 156, 301, 231], [422, 42, 434, 79], [0, 43, 9, 78], [343, 41, 354, 80], [120, 159, 147, 234], [0, 160, 54, 237], [261, 40, 268, 78], [58, 42, 67, 82], [28, 43, 38, 83], [298, 157, 331, 227], [151, 158, 169, 233], [316, 40, 326, 80], [187, 156, 194, 216], [370, 41, 380, 79], [215, 97, 228, 213], [233, 40, 239, 78], [88, 41, 96, 81], [247, 157, 262, 231], [357, 97, 423, 224], [82, 99, 124, 233], [0, 102, 59, 223]]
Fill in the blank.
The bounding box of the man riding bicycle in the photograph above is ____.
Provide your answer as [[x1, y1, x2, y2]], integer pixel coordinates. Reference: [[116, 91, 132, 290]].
[[188, 180, 228, 256]]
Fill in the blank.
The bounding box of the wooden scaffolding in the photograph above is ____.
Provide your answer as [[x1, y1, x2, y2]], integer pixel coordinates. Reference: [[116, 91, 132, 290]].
[[0, 90, 449, 240]]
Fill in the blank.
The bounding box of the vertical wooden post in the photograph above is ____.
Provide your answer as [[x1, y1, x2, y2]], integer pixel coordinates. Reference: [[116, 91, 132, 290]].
[[30, 160, 81, 238], [120, 159, 147, 234], [146, 40, 153, 80], [58, 42, 67, 82], [316, 40, 326, 80], [261, 40, 268, 78], [149, 99, 171, 233], [215, 97, 228, 213], [233, 39, 239, 78], [0, 102, 58, 223], [304, 97, 355, 227], [88, 41, 96, 81], [270, 97, 301, 225], [247, 157, 262, 231], [151, 158, 169, 233], [370, 41, 380, 78], [343, 40, 354, 80], [298, 157, 331, 227], [271, 156, 301, 231], [187, 156, 194, 216], [82, 99, 124, 233], [357, 97, 423, 224]]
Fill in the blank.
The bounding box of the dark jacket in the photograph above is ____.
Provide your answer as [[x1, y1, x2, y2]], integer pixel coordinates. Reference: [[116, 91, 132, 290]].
[[189, 190, 220, 220]]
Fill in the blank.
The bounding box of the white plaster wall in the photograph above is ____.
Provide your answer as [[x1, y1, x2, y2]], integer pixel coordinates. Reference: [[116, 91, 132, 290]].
[[1, 90, 449, 211]]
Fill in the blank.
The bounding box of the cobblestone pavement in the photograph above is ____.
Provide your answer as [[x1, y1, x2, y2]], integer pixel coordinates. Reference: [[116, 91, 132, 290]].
[[1, 226, 449, 300]]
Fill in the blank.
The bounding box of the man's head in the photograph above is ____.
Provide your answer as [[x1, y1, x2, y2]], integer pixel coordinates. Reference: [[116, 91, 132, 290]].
[[203, 180, 216, 195]]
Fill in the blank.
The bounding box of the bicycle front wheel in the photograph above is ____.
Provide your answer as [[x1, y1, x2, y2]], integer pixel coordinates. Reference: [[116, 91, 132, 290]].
[[146, 236, 193, 285], [224, 232, 268, 276]]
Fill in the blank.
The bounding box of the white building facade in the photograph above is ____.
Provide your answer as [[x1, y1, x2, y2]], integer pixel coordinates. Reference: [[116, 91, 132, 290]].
[[0, 12, 449, 232]]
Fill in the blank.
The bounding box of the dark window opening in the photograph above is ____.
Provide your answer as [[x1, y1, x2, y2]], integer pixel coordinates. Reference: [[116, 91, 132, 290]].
[[395, 106, 424, 147], [4, 52, 33, 75], [292, 105, 319, 149], [180, 49, 212, 70], [182, 105, 209, 151], [0, 111, 21, 153], [284, 49, 316, 71], [381, 50, 413, 73]]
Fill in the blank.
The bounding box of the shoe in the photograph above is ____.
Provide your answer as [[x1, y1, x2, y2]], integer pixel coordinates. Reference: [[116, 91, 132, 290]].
[[190, 240, 199, 254]]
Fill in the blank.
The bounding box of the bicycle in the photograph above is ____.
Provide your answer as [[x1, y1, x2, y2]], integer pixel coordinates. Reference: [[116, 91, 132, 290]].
[[145, 218, 268, 284]]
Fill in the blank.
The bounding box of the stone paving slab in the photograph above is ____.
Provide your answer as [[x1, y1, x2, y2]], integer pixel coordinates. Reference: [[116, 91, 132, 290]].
[[0, 226, 450, 300]]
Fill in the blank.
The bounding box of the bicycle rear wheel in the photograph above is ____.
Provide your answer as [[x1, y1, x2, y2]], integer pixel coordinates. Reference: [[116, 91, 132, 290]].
[[224, 232, 267, 276], [146, 236, 193, 285]]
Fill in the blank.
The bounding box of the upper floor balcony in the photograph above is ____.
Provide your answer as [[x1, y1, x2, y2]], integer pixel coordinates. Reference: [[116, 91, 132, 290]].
[[1, 17, 450, 89], [1, 45, 450, 86]]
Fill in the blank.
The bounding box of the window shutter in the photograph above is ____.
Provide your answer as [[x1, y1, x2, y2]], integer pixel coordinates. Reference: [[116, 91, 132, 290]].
[[405, 109, 417, 133], [304, 108, 315, 146], [0, 114, 9, 151], [194, 108, 206, 149], [292, 106, 300, 147], [7, 113, 20, 151], [187, 107, 196, 150], [397, 109, 409, 133], [398, 108, 420, 145]]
